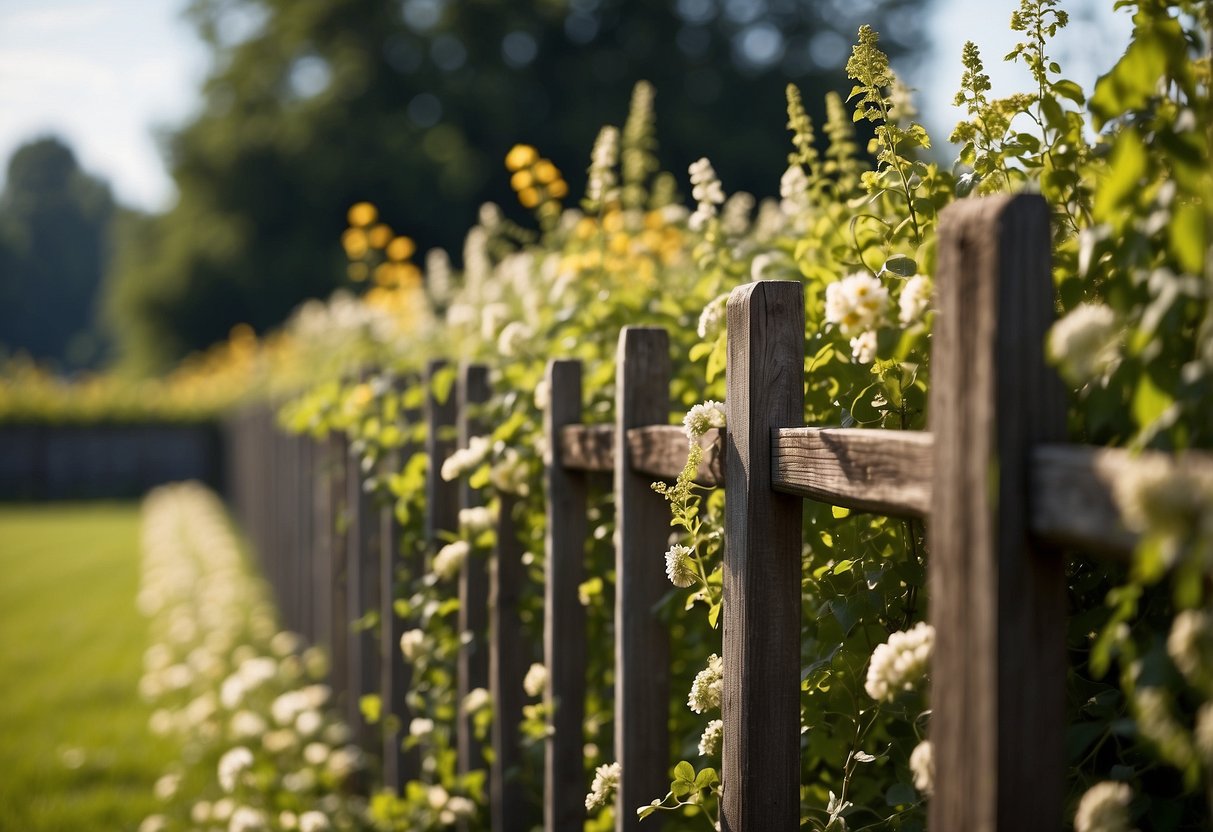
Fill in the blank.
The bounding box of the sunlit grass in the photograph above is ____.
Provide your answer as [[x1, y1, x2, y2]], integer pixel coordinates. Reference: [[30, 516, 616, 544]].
[[0, 503, 176, 831]]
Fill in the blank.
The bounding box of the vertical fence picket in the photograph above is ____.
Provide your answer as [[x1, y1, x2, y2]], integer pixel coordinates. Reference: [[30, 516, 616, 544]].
[[346, 404, 380, 753], [329, 431, 350, 713], [543, 359, 589, 832], [722, 280, 804, 832], [456, 363, 491, 780], [929, 193, 1067, 831], [381, 387, 420, 790], [614, 327, 671, 832], [490, 492, 533, 830]]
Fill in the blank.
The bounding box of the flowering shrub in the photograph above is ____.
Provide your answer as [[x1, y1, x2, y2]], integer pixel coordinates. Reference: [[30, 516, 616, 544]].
[[260, 0, 1213, 828], [135, 482, 368, 832]]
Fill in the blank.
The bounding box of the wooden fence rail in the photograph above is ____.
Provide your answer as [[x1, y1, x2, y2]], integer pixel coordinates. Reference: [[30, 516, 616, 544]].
[[225, 192, 1213, 832]]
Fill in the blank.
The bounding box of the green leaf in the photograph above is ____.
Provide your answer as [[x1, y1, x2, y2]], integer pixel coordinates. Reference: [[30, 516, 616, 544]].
[[1169, 201, 1207, 274], [833, 559, 854, 574], [1090, 32, 1168, 127], [689, 342, 713, 362], [674, 761, 696, 783], [885, 783, 917, 806], [705, 336, 727, 383], [1132, 372, 1172, 431], [430, 364, 457, 406], [1051, 79, 1085, 105], [360, 694, 382, 724], [1093, 129, 1147, 223], [831, 505, 851, 519], [881, 255, 917, 277]]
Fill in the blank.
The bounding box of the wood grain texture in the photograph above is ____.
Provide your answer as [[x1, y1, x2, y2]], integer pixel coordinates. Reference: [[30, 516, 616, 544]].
[[721, 281, 804, 832], [457, 363, 491, 779], [347, 404, 380, 754], [544, 360, 589, 832], [772, 428, 932, 516], [327, 432, 350, 717], [557, 424, 613, 472], [614, 327, 671, 832], [928, 194, 1067, 832], [490, 494, 537, 830], [381, 395, 421, 790], [628, 425, 724, 485]]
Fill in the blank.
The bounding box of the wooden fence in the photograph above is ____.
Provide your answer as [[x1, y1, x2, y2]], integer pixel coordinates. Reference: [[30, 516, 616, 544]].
[[226, 193, 1212, 832]]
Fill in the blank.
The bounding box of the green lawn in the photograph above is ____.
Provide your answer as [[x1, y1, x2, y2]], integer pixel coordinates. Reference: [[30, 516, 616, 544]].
[[0, 503, 176, 831]]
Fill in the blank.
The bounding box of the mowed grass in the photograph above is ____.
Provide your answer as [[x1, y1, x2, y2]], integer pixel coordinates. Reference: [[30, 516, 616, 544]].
[[0, 503, 176, 831]]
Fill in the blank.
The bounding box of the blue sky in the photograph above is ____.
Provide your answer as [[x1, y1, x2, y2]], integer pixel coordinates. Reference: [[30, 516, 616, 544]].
[[0, 0, 1132, 212]]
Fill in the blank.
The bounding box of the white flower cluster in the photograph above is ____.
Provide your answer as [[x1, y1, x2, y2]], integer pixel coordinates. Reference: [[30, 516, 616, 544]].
[[400, 628, 427, 663], [1167, 609, 1213, 688], [688, 654, 724, 714], [1113, 455, 1213, 544], [441, 435, 491, 482], [689, 157, 725, 232], [1047, 302, 1120, 386], [864, 621, 934, 702], [780, 164, 811, 216], [909, 740, 933, 796], [698, 719, 723, 756], [587, 125, 620, 207], [1074, 781, 1134, 832], [459, 505, 495, 534], [697, 293, 730, 341], [523, 663, 548, 698], [683, 400, 726, 441], [825, 272, 889, 339], [432, 540, 471, 581], [721, 191, 754, 236], [585, 761, 621, 811], [497, 320, 533, 357], [664, 544, 696, 588], [135, 483, 364, 832], [898, 274, 932, 325], [490, 446, 531, 496]]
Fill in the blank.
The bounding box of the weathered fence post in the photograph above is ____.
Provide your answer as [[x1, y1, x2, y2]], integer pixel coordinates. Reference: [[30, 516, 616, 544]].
[[615, 327, 671, 832], [457, 363, 491, 780], [328, 431, 350, 712], [490, 492, 533, 829], [929, 194, 1067, 831], [543, 359, 589, 832], [347, 380, 381, 754], [722, 280, 804, 832]]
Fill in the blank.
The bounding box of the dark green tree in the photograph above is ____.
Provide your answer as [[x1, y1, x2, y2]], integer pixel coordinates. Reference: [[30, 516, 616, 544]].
[[108, 0, 920, 371], [0, 137, 116, 369]]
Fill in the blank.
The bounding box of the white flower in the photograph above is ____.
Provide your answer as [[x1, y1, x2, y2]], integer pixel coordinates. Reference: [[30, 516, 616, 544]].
[[490, 447, 530, 496], [138, 816, 168, 832], [217, 746, 254, 793], [689, 157, 725, 231], [825, 272, 889, 337], [327, 746, 363, 780], [271, 691, 306, 726], [1047, 303, 1119, 386], [780, 165, 811, 216], [153, 772, 181, 801], [721, 191, 754, 236], [462, 687, 491, 715], [298, 811, 330, 832], [524, 663, 548, 698], [445, 795, 476, 820], [498, 321, 533, 357], [295, 709, 322, 737], [229, 806, 268, 832], [850, 330, 878, 364], [697, 293, 730, 341], [1074, 781, 1133, 832], [1195, 703, 1213, 763], [459, 506, 495, 534], [533, 378, 551, 411], [909, 740, 933, 796], [191, 801, 212, 824], [230, 710, 267, 740], [864, 621, 934, 702], [441, 436, 491, 482], [587, 125, 620, 206], [409, 717, 435, 737], [665, 544, 697, 588], [400, 629, 427, 662], [688, 654, 723, 713], [1167, 609, 1213, 687], [683, 400, 726, 440], [303, 742, 330, 765], [898, 275, 932, 325], [698, 719, 723, 756], [279, 811, 298, 830], [585, 761, 621, 811], [433, 540, 471, 581]]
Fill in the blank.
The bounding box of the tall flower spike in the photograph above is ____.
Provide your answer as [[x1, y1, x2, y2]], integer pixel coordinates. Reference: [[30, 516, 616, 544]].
[[585, 125, 620, 214], [621, 80, 658, 210]]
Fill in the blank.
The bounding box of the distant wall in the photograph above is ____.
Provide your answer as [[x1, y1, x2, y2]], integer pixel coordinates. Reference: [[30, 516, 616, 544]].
[[0, 424, 223, 500]]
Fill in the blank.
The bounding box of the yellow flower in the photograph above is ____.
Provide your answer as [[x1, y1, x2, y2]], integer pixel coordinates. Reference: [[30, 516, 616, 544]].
[[532, 159, 559, 184], [347, 201, 377, 227], [548, 179, 569, 199], [368, 223, 393, 249], [505, 144, 538, 171], [518, 187, 541, 208], [386, 235, 415, 262], [510, 170, 533, 191], [341, 228, 368, 259]]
